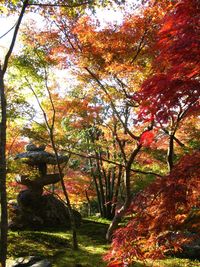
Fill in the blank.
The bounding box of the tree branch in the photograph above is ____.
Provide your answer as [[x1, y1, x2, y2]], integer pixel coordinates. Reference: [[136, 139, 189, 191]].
[[28, 1, 91, 8], [162, 128, 185, 147], [131, 29, 147, 64], [85, 67, 140, 141], [3, 0, 29, 75], [61, 148, 163, 177], [0, 23, 17, 40], [24, 77, 51, 131]]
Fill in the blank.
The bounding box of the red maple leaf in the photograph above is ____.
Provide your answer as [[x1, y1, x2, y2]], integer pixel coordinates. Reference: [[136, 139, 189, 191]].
[[140, 131, 154, 147]]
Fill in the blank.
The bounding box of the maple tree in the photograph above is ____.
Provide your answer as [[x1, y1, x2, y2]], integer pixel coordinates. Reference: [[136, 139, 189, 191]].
[[105, 150, 200, 264], [137, 0, 200, 171], [104, 0, 200, 265], [17, 22, 152, 228], [17, 0, 170, 241], [0, 0, 128, 265], [42, 0, 177, 240]]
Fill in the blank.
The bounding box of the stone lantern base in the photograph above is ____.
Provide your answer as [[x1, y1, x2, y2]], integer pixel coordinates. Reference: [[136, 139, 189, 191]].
[[9, 193, 81, 230]]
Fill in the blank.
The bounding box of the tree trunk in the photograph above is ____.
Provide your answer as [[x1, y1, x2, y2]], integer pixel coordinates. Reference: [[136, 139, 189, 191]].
[[0, 1, 28, 263], [106, 193, 131, 241], [50, 131, 78, 250], [99, 156, 115, 219], [0, 71, 8, 267], [111, 165, 122, 216], [85, 190, 91, 216], [167, 134, 174, 172], [106, 144, 142, 241], [89, 158, 103, 216], [96, 155, 107, 217]]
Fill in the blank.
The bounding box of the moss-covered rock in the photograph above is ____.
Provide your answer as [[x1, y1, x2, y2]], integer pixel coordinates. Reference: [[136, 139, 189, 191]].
[[9, 194, 81, 230]]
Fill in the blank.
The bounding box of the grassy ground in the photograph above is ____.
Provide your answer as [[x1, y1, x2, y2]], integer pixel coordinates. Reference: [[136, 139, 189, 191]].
[[8, 218, 109, 267], [7, 218, 200, 267]]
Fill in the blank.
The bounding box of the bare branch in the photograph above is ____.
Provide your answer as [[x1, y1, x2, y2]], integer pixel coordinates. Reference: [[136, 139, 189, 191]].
[[2, 0, 29, 75], [163, 128, 185, 147], [28, 1, 91, 8], [0, 23, 17, 40], [24, 77, 51, 131], [85, 67, 140, 141], [131, 29, 147, 64], [61, 148, 163, 177], [43, 68, 56, 130]]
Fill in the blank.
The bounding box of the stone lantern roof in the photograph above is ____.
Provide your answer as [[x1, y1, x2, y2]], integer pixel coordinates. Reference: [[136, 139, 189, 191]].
[[15, 143, 68, 165]]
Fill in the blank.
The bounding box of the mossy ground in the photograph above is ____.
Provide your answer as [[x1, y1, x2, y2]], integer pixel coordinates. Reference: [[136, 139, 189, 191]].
[[8, 217, 200, 267]]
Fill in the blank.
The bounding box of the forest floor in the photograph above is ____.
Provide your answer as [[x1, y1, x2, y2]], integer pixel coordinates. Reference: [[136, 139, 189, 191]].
[[7, 217, 200, 267]]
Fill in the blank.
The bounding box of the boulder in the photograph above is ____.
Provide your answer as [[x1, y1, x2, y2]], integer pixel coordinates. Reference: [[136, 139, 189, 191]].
[[9, 194, 81, 230]]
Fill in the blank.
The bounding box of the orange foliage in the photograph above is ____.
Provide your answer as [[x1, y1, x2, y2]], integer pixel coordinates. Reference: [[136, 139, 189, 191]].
[[55, 169, 95, 205]]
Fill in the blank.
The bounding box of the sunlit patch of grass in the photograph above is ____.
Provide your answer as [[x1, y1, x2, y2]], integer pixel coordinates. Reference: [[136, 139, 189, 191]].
[[152, 257, 200, 267], [51, 219, 109, 267], [53, 243, 108, 267], [85, 216, 111, 225], [8, 230, 69, 258]]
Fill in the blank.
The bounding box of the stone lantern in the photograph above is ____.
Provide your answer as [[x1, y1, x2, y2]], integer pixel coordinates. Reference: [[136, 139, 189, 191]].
[[9, 143, 81, 230]]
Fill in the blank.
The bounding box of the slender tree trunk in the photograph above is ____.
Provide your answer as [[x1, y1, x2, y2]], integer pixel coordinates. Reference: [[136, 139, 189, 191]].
[[106, 168, 132, 241], [49, 131, 78, 250], [110, 167, 116, 201], [97, 172, 106, 217], [0, 71, 8, 267], [167, 134, 174, 172], [85, 190, 91, 216], [111, 165, 122, 216], [99, 156, 114, 219], [106, 144, 142, 241], [89, 159, 103, 216], [0, 2, 28, 264], [96, 155, 107, 217]]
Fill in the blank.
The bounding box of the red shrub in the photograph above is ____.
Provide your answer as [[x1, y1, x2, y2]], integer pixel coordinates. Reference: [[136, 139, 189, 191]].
[[105, 151, 200, 264]]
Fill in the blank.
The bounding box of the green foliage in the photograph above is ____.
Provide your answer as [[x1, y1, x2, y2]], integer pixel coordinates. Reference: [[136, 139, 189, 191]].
[[132, 173, 156, 193], [188, 139, 200, 150], [21, 124, 49, 144], [146, 148, 167, 163], [69, 159, 81, 169], [7, 91, 35, 120], [10, 46, 55, 93]]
